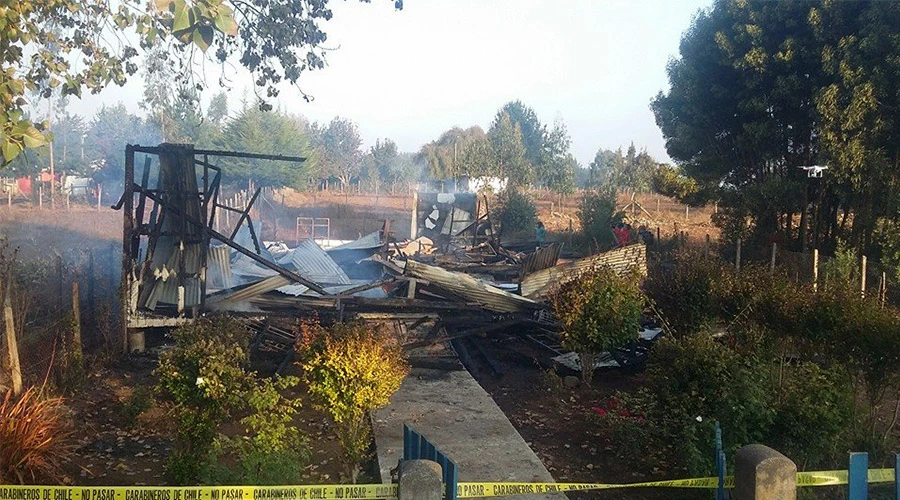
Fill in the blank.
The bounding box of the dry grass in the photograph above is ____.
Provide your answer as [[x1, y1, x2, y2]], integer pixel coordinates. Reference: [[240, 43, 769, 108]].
[[0, 387, 75, 484]]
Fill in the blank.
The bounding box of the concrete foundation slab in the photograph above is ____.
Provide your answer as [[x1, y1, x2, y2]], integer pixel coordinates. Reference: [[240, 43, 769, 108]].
[[373, 368, 565, 500]]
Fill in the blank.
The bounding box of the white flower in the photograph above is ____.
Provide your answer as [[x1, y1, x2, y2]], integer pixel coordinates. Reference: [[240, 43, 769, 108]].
[[196, 377, 205, 386], [696, 416, 703, 422]]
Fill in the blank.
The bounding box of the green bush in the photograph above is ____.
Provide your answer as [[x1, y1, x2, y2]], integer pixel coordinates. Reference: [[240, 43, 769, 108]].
[[203, 376, 308, 485], [549, 266, 643, 386], [119, 386, 153, 426], [157, 318, 311, 485], [296, 320, 408, 483], [644, 253, 720, 337], [820, 240, 859, 291], [497, 187, 537, 234], [771, 361, 853, 467], [578, 188, 620, 250], [156, 318, 253, 484], [597, 334, 772, 475]]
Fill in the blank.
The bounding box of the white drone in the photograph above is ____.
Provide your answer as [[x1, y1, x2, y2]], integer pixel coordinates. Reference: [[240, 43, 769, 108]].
[[798, 165, 829, 178]]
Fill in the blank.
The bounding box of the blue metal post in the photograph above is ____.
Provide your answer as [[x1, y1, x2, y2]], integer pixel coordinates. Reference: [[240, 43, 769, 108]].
[[715, 421, 724, 500], [894, 454, 899, 500], [412, 432, 421, 460], [402, 425, 411, 461], [447, 460, 458, 500], [849, 452, 868, 500]]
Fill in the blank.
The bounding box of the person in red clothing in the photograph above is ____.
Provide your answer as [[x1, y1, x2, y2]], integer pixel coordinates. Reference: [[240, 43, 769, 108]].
[[613, 222, 630, 247]]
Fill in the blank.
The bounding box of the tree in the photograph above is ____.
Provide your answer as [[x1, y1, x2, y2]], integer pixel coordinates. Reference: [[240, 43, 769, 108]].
[[84, 104, 162, 187], [541, 121, 576, 195], [549, 266, 643, 386], [500, 101, 546, 179], [296, 320, 408, 483], [418, 126, 486, 179], [368, 138, 398, 189], [588, 149, 617, 187], [1, 0, 402, 165], [314, 117, 362, 190], [650, 0, 900, 255], [488, 112, 530, 186], [216, 104, 317, 189]]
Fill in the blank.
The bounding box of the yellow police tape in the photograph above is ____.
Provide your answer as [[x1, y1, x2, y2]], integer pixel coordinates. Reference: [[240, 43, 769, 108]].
[[0, 469, 894, 500]]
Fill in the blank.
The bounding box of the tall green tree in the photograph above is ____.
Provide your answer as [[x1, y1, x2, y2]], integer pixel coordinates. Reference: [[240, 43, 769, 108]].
[[488, 112, 530, 186], [499, 100, 546, 179], [418, 126, 486, 179], [315, 117, 362, 190], [84, 103, 162, 187], [216, 104, 317, 189], [542, 121, 576, 195]]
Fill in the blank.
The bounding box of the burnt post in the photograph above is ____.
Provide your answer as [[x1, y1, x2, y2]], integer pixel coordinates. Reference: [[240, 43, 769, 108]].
[[122, 144, 135, 354]]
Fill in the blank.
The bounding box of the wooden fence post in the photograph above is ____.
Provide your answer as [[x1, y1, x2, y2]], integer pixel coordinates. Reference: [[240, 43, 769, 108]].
[[656, 198, 660, 214], [813, 249, 819, 293], [2, 276, 22, 396], [736, 237, 742, 273], [880, 272, 887, 308], [770, 242, 777, 274], [860, 256, 867, 298], [685, 205, 689, 221], [72, 281, 82, 353], [56, 255, 63, 311]]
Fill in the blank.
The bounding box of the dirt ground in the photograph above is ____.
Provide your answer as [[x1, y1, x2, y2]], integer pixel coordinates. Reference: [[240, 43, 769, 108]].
[[462, 334, 704, 500]]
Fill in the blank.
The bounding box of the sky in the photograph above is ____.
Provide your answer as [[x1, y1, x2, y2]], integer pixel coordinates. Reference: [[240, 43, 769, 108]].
[[66, 0, 711, 167]]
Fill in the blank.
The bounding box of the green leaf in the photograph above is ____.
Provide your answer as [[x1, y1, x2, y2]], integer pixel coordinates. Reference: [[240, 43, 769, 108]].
[[172, 0, 190, 32], [214, 5, 238, 36], [193, 25, 214, 52], [1, 139, 21, 162], [20, 125, 48, 148]]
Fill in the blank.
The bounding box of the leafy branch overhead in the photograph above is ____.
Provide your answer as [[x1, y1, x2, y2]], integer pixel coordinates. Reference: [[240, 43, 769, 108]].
[[0, 0, 401, 164]]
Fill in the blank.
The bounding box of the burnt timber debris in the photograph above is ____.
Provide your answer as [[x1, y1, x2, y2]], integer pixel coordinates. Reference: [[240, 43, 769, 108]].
[[116, 143, 652, 374]]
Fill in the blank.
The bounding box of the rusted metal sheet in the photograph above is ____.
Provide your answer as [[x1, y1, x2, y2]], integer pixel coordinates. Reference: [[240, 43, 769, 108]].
[[520, 242, 563, 277], [402, 259, 541, 314], [144, 243, 202, 310], [520, 243, 647, 299]]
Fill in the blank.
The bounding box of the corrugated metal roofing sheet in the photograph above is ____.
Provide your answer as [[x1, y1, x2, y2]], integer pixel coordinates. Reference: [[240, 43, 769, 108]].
[[144, 243, 202, 309], [288, 239, 351, 285], [520, 243, 647, 299], [402, 259, 540, 314], [207, 245, 233, 290], [328, 231, 383, 252]]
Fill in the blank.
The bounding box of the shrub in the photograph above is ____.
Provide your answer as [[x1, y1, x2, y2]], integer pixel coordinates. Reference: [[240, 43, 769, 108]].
[[598, 334, 773, 475], [578, 188, 620, 250], [497, 187, 537, 234], [549, 266, 643, 386], [820, 240, 859, 291], [644, 253, 720, 337], [0, 387, 74, 483], [296, 320, 408, 482], [203, 376, 308, 485], [119, 385, 154, 426], [156, 318, 254, 484], [770, 361, 853, 467]]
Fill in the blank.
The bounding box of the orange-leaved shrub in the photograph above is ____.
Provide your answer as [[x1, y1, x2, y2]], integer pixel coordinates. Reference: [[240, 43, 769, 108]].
[[0, 387, 74, 483]]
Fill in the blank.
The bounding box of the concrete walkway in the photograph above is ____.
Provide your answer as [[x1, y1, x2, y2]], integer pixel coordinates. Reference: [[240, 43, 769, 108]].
[[372, 368, 566, 500]]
